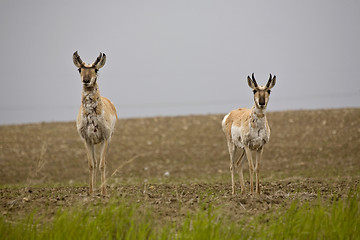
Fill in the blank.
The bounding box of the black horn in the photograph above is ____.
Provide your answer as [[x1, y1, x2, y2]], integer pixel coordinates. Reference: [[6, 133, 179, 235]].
[[73, 51, 84, 67], [251, 73, 258, 87], [92, 52, 103, 67], [266, 73, 273, 87]]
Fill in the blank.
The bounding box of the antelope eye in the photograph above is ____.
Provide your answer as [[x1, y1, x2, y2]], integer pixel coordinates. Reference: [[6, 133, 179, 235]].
[[78, 68, 81, 73], [253, 90, 257, 94], [95, 69, 98, 73], [267, 90, 271, 94]]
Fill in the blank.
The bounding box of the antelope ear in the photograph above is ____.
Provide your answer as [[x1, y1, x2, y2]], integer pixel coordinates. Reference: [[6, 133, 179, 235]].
[[93, 53, 106, 70], [267, 75, 276, 89], [73, 51, 84, 69], [247, 73, 257, 89]]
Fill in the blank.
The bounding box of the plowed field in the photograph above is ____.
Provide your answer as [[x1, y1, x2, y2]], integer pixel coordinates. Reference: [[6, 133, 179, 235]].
[[1, 108, 359, 223]]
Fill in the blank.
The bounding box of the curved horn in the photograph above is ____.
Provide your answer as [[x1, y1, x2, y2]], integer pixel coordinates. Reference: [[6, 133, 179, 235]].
[[251, 73, 258, 87], [73, 51, 85, 68], [92, 52, 103, 67], [266, 73, 273, 87]]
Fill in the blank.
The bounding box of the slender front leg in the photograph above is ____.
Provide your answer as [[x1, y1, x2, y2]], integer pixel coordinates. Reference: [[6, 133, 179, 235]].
[[85, 142, 96, 195], [255, 148, 263, 194], [228, 142, 237, 195], [236, 149, 246, 194], [244, 147, 254, 193], [99, 140, 108, 196]]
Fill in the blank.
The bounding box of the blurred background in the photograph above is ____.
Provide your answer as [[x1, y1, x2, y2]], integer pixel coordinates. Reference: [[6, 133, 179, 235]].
[[0, 0, 359, 125]]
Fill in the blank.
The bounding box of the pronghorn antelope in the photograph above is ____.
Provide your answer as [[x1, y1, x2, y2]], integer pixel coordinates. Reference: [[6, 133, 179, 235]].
[[73, 51, 118, 196], [222, 73, 276, 194]]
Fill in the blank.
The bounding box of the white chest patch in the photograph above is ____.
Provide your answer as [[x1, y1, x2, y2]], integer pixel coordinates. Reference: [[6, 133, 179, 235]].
[[232, 114, 270, 151], [77, 93, 112, 144]]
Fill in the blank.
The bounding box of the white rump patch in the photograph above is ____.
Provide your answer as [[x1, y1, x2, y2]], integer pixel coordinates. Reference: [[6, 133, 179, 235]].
[[222, 113, 229, 132]]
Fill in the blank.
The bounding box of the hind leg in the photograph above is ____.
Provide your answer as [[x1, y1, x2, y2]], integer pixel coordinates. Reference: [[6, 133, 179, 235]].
[[227, 142, 237, 195]]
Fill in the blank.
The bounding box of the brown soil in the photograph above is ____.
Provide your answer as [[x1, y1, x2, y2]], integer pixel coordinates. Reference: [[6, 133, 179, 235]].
[[0, 108, 359, 223]]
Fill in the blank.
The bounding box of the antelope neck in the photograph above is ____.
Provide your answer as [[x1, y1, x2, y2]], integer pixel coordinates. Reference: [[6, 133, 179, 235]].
[[81, 83, 102, 115], [251, 105, 266, 119]]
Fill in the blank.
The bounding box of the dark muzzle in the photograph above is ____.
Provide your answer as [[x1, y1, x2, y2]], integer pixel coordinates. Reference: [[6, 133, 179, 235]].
[[259, 97, 265, 106]]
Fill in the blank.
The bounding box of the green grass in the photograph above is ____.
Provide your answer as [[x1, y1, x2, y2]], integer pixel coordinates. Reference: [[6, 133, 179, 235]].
[[1, 200, 155, 240], [1, 190, 359, 240], [258, 190, 360, 240]]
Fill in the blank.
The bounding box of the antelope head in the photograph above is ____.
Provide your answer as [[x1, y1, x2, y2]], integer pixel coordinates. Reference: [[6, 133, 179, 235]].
[[247, 73, 276, 110], [73, 51, 106, 88]]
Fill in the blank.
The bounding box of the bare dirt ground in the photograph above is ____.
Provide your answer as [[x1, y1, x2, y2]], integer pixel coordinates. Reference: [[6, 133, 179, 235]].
[[0, 108, 359, 223]]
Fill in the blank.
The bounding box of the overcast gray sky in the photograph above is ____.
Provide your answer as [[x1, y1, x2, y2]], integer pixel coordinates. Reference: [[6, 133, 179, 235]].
[[0, 0, 359, 125]]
